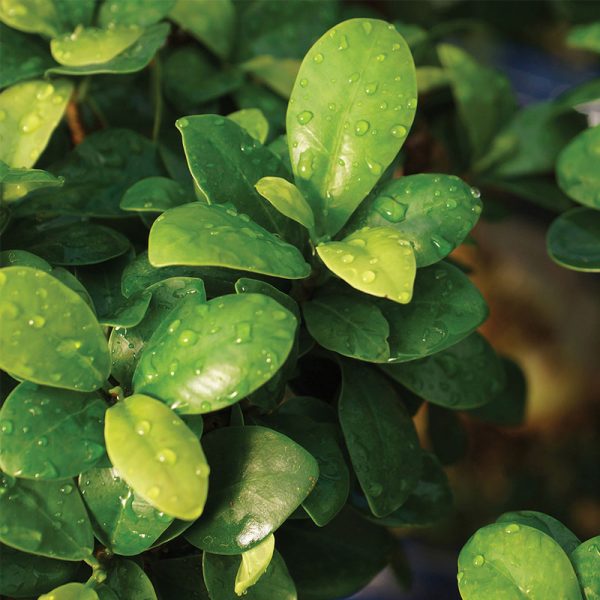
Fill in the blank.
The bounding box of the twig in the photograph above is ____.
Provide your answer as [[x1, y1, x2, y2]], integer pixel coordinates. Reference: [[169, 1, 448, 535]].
[[66, 100, 85, 146]]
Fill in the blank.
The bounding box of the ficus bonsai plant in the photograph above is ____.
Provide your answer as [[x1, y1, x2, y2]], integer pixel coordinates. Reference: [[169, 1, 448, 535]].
[[0, 1, 598, 599]]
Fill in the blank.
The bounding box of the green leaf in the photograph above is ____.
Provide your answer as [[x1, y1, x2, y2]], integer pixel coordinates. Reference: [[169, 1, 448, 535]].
[[133, 293, 297, 413], [572, 537, 600, 600], [255, 176, 315, 232], [346, 174, 482, 267], [0, 249, 52, 271], [204, 550, 296, 600], [317, 226, 416, 304], [169, 0, 235, 59], [0, 79, 72, 169], [39, 582, 99, 600], [0, 543, 78, 598], [547, 208, 600, 272], [0, 382, 106, 479], [303, 287, 390, 362], [240, 55, 301, 98], [427, 405, 468, 466], [109, 277, 206, 387], [379, 260, 488, 362], [457, 523, 582, 600], [438, 43, 516, 161], [105, 558, 157, 600], [0, 266, 110, 391], [152, 555, 209, 600], [0, 164, 64, 202], [104, 394, 210, 520], [288, 18, 417, 236], [278, 396, 337, 424], [371, 452, 452, 527], [175, 115, 301, 243], [382, 332, 505, 410], [416, 66, 449, 94], [121, 177, 190, 213], [185, 426, 319, 554], [148, 203, 310, 279], [50, 266, 95, 311], [14, 222, 130, 266], [557, 126, 600, 208], [99, 0, 176, 27], [496, 511, 581, 556], [79, 467, 173, 555], [14, 129, 164, 218], [0, 474, 94, 560], [50, 25, 143, 67], [228, 109, 270, 144], [235, 534, 276, 595], [567, 22, 600, 53], [98, 289, 152, 329], [46, 23, 170, 76], [339, 361, 421, 517], [234, 277, 300, 320], [0, 24, 54, 88], [278, 507, 393, 600]]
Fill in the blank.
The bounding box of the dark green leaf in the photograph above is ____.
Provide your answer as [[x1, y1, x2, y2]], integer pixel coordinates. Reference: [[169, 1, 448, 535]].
[[339, 361, 421, 517], [152, 555, 210, 600], [0, 249, 52, 271], [121, 177, 190, 213], [0, 266, 110, 391], [106, 558, 157, 600], [427, 404, 468, 466], [0, 165, 64, 202], [185, 426, 319, 554], [288, 18, 417, 236]]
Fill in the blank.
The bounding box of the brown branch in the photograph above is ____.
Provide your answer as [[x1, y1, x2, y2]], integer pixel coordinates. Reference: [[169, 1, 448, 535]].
[[66, 100, 85, 145]]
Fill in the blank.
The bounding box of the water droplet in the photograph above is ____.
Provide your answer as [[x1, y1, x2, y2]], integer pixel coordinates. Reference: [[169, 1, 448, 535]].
[[504, 523, 520, 534], [470, 186, 481, 199], [392, 42, 401, 51], [354, 120, 370, 136], [177, 118, 189, 129], [298, 149, 314, 179], [348, 72, 359, 83], [156, 448, 177, 465], [366, 158, 383, 175], [146, 486, 161, 499], [313, 53, 324, 64], [299, 78, 308, 87], [20, 113, 41, 133], [473, 555, 485, 567], [28, 315, 45, 328], [297, 110, 314, 125], [0, 302, 19, 319], [390, 125, 407, 138], [273, 310, 288, 321], [136, 420, 151, 435], [234, 321, 252, 344], [365, 81, 378, 95], [341, 254, 355, 264], [36, 83, 54, 100], [397, 292, 411, 303], [368, 482, 383, 497], [362, 270, 376, 283], [338, 34, 349, 50], [362, 21, 373, 35], [407, 98, 417, 109], [178, 330, 198, 346], [0, 420, 14, 434], [457, 570, 464, 583], [60, 484, 73, 494], [167, 319, 181, 333]]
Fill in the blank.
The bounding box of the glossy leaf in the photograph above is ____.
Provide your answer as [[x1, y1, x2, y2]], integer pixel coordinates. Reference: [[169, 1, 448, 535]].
[[572, 537, 600, 600], [121, 177, 190, 213], [255, 176, 315, 232], [0, 79, 72, 169], [234, 277, 300, 320], [47, 23, 170, 76], [79, 467, 173, 555], [557, 125, 600, 209], [185, 426, 319, 554], [380, 260, 488, 362], [228, 108, 270, 144], [98, 289, 152, 329], [0, 382, 106, 479], [496, 511, 581, 556], [303, 288, 390, 362], [105, 559, 157, 600], [148, 203, 310, 279], [0, 474, 94, 560], [278, 507, 393, 600], [457, 523, 582, 600], [287, 18, 417, 236], [339, 362, 421, 517], [0, 266, 110, 391], [235, 534, 275, 595], [169, 0, 235, 59], [99, 0, 176, 27], [347, 174, 482, 267], [317, 226, 416, 304], [204, 550, 296, 600], [547, 207, 600, 272], [0, 543, 79, 598], [104, 394, 210, 520], [382, 333, 505, 410], [39, 582, 99, 600]]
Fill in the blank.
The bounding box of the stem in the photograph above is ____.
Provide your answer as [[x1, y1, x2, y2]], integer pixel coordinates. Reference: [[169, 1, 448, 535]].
[[66, 101, 85, 146], [151, 57, 163, 142]]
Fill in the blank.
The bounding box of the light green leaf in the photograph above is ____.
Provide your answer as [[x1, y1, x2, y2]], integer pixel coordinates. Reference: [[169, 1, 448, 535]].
[[416, 66, 449, 94], [557, 125, 600, 209], [339, 362, 421, 517], [572, 537, 600, 600], [121, 177, 190, 213], [228, 108, 270, 144], [149, 202, 310, 279], [0, 266, 110, 391], [288, 18, 417, 236], [0, 382, 106, 479], [185, 426, 318, 554], [0, 79, 72, 169], [567, 22, 600, 53], [99, 0, 176, 27], [46, 23, 170, 76], [382, 332, 504, 410], [241, 55, 301, 98], [255, 176, 315, 232], [51, 24, 143, 67], [346, 174, 482, 267], [0, 163, 64, 202], [235, 534, 276, 595], [39, 582, 98, 600], [458, 523, 582, 600], [547, 207, 600, 272], [317, 226, 416, 304], [169, 0, 235, 59], [0, 473, 94, 560], [133, 293, 297, 414], [104, 394, 210, 520]]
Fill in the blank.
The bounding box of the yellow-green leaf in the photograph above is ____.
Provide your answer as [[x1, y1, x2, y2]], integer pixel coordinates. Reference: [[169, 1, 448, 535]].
[[235, 534, 275, 596]]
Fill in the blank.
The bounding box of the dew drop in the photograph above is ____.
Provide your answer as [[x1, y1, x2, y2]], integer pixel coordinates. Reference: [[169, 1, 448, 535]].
[[178, 330, 198, 346], [504, 523, 520, 534], [136, 420, 151, 435], [297, 110, 314, 125], [362, 21, 373, 35], [470, 186, 481, 199], [362, 270, 376, 283], [341, 254, 355, 264], [365, 81, 378, 95], [390, 125, 407, 138], [156, 448, 177, 465], [299, 78, 308, 87], [0, 420, 13, 434], [313, 53, 324, 64], [354, 120, 370, 136], [146, 486, 161, 499], [473, 555, 485, 567], [177, 118, 189, 129], [28, 315, 45, 328]]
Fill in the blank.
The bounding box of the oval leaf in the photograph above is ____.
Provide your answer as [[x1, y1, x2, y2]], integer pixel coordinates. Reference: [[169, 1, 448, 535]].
[[228, 108, 269, 144], [105, 559, 157, 600], [287, 18, 417, 236], [121, 177, 190, 213], [104, 394, 210, 520], [40, 582, 98, 600], [0, 266, 110, 391], [572, 537, 600, 600], [235, 534, 275, 595]]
